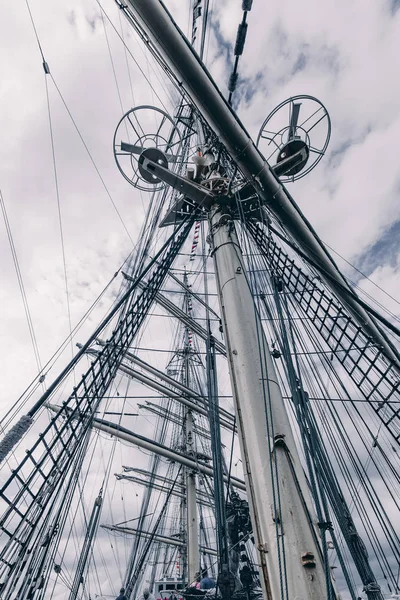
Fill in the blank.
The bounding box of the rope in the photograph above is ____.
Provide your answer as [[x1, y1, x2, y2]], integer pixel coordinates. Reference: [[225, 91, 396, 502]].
[[0, 190, 43, 376], [324, 241, 400, 309], [0, 415, 34, 463], [44, 73, 75, 371], [49, 73, 134, 244], [0, 254, 129, 435], [102, 0, 174, 111], [118, 8, 137, 107], [99, 6, 127, 118], [247, 223, 399, 593]]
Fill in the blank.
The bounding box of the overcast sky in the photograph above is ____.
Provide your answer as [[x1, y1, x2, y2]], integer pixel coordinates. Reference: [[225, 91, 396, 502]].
[[1, 0, 399, 401], [0, 0, 399, 599]]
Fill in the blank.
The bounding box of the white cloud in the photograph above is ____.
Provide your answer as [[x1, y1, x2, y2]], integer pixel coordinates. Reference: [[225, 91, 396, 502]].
[[0, 1, 399, 599], [357, 252, 400, 321], [206, 0, 400, 264]]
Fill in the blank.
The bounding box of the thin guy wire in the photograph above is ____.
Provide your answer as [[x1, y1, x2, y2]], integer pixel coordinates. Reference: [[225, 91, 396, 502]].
[[0, 190, 43, 376], [44, 75, 75, 374]]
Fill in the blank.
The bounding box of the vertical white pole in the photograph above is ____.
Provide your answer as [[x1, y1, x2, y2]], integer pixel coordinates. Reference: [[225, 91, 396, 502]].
[[210, 205, 327, 600], [186, 410, 200, 584], [183, 270, 200, 585]]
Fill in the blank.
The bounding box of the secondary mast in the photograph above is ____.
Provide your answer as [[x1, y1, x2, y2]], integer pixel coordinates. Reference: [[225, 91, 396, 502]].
[[183, 272, 200, 585]]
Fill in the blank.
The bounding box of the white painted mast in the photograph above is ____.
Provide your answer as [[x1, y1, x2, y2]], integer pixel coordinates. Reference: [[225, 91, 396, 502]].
[[209, 204, 327, 600], [185, 410, 200, 584], [183, 276, 200, 584]]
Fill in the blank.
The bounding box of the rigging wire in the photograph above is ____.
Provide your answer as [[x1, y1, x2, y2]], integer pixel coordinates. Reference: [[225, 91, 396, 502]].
[[235, 191, 400, 595], [351, 278, 400, 324], [199, 0, 210, 60], [203, 0, 215, 66], [120, 241, 223, 589], [287, 297, 400, 493], [49, 73, 134, 244], [266, 222, 400, 340], [91, 379, 131, 588], [99, 6, 127, 118], [324, 240, 400, 308], [24, 0, 46, 62], [118, 8, 136, 108], [0, 253, 130, 434], [245, 222, 400, 591], [224, 416, 237, 504], [24, 427, 94, 600], [48, 434, 100, 600], [3, 220, 195, 596], [254, 217, 400, 461], [48, 380, 127, 600], [24, 0, 134, 242], [14, 2, 398, 596], [97, 0, 174, 111], [35, 220, 190, 418], [251, 219, 400, 441], [44, 72, 75, 372], [0, 190, 43, 377]]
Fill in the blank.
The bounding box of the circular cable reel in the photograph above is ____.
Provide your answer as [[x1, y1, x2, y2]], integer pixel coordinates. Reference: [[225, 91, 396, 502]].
[[257, 95, 331, 182], [113, 105, 182, 192]]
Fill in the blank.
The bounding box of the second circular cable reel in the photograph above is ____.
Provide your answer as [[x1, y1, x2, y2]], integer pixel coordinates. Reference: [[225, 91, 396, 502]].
[[256, 94, 331, 182]]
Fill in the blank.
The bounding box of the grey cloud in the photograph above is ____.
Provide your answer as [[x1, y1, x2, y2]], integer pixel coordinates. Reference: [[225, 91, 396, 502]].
[[1, 1, 399, 598]]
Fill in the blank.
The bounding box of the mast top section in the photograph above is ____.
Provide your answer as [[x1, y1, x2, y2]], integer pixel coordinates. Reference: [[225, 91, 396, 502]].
[[117, 0, 400, 369]]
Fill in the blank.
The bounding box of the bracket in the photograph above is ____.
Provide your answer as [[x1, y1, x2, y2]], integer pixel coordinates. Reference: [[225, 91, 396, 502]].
[[139, 154, 216, 208]]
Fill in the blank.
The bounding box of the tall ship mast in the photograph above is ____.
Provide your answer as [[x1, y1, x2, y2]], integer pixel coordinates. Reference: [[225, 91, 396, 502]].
[[0, 2, 399, 600]]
